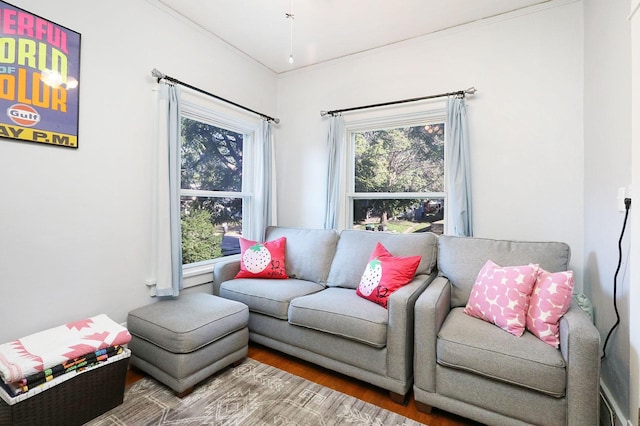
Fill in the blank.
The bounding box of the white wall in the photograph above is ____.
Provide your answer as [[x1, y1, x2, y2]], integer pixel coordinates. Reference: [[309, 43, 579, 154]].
[[630, 0, 640, 423], [0, 0, 277, 343], [276, 1, 585, 286], [583, 0, 633, 422]]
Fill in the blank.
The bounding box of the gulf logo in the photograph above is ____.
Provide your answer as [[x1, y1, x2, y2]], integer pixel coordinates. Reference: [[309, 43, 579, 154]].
[[7, 104, 41, 127]]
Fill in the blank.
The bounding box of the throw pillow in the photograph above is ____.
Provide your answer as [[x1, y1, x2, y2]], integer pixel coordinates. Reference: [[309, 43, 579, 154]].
[[235, 236, 288, 279], [526, 268, 574, 347], [464, 260, 539, 337], [356, 242, 421, 309]]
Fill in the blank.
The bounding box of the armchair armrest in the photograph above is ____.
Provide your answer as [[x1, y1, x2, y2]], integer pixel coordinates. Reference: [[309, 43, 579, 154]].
[[211, 255, 241, 295], [386, 273, 435, 383], [559, 301, 601, 426], [414, 276, 451, 392]]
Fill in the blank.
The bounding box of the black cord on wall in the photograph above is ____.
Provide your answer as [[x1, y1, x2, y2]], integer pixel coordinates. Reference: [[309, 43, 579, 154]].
[[601, 197, 631, 360]]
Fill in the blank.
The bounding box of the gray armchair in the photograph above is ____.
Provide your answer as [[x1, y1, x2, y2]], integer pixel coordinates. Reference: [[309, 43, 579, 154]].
[[413, 236, 600, 426]]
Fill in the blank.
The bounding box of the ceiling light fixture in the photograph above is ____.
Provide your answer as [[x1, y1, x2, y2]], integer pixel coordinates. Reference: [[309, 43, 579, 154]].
[[286, 0, 294, 64]]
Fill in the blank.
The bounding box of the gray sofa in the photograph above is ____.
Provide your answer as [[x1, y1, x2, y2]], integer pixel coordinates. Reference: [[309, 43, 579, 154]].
[[213, 226, 438, 402], [413, 236, 601, 426]]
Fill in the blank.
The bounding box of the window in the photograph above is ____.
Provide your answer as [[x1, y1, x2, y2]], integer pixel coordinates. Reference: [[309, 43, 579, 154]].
[[347, 119, 446, 235], [180, 103, 257, 266]]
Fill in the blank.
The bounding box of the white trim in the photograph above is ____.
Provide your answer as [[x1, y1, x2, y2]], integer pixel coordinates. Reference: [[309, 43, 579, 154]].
[[601, 379, 629, 426], [146, 254, 242, 295], [629, 0, 640, 20], [348, 191, 446, 200]]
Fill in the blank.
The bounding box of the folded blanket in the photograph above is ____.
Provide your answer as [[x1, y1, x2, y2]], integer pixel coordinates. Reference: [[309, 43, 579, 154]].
[[3, 346, 125, 397], [0, 314, 131, 383], [21, 345, 124, 387]]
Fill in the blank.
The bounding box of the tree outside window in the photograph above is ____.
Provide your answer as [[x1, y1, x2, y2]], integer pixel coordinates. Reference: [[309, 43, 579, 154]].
[[180, 117, 245, 264], [351, 122, 445, 234]]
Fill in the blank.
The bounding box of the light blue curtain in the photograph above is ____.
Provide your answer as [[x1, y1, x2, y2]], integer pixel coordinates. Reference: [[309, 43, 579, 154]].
[[251, 120, 276, 241], [154, 82, 183, 297], [446, 96, 473, 237], [324, 115, 345, 229]]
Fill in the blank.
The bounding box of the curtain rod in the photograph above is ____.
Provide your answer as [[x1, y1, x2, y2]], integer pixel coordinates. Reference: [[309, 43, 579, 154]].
[[320, 87, 477, 117], [151, 68, 280, 124]]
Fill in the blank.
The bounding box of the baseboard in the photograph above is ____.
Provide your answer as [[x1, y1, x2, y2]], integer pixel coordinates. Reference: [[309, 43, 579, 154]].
[[601, 379, 629, 426]]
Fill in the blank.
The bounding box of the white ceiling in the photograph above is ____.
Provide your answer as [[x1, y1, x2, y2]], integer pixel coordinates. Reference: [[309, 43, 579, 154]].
[[156, 0, 551, 74]]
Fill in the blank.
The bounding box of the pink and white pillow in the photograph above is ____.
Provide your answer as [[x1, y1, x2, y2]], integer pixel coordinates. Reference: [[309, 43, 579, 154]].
[[464, 260, 539, 337], [235, 236, 288, 279], [526, 268, 574, 348]]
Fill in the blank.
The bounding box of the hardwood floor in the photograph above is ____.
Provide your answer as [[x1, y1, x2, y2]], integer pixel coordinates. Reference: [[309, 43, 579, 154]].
[[126, 343, 482, 426]]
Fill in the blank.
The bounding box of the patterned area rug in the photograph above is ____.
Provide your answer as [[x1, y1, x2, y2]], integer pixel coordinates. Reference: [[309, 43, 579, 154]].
[[87, 358, 425, 425]]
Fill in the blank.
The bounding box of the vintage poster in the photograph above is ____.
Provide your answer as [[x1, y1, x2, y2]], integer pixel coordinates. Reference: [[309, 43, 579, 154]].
[[0, 1, 80, 148]]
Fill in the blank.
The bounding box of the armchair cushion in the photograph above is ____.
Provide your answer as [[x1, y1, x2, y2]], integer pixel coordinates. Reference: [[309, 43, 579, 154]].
[[437, 236, 570, 308], [438, 308, 567, 397]]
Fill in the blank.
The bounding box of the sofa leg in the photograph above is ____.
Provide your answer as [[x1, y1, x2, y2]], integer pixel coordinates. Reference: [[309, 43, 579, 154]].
[[415, 401, 433, 414], [389, 391, 409, 406], [175, 386, 194, 398]]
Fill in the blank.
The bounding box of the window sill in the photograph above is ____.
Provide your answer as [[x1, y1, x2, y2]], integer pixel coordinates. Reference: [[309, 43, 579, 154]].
[[146, 255, 241, 295]]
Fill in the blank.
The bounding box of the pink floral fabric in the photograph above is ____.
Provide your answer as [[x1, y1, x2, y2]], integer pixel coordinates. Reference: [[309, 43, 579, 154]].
[[526, 268, 574, 347], [464, 260, 539, 337]]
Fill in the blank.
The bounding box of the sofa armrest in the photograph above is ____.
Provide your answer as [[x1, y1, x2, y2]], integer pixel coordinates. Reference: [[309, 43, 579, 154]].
[[559, 301, 601, 426], [386, 273, 435, 382], [413, 276, 451, 392], [212, 255, 241, 295]]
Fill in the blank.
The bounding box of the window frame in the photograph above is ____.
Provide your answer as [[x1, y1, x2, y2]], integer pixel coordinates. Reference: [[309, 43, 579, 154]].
[[179, 99, 262, 287], [343, 108, 448, 233]]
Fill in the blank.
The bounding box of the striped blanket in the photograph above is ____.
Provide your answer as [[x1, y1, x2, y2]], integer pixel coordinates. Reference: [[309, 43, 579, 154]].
[[0, 314, 131, 384]]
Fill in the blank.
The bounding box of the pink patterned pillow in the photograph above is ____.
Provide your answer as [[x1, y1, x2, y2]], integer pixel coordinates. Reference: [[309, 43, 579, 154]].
[[464, 260, 539, 337], [526, 268, 574, 347]]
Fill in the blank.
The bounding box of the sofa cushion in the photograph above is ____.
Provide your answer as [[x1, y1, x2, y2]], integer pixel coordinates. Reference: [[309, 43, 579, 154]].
[[526, 268, 575, 347], [438, 236, 571, 308], [235, 236, 288, 279], [437, 308, 566, 397], [463, 260, 539, 337], [288, 287, 389, 348], [327, 229, 437, 289], [265, 226, 339, 284], [220, 278, 324, 320]]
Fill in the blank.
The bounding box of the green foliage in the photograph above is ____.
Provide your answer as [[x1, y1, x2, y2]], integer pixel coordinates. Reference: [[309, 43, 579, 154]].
[[181, 208, 222, 264], [181, 117, 243, 192], [180, 118, 244, 263], [353, 124, 444, 224]]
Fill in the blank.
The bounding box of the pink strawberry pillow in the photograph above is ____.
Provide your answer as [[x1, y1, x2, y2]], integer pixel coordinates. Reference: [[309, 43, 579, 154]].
[[464, 260, 539, 337], [235, 236, 288, 279], [356, 242, 421, 309], [526, 268, 574, 347]]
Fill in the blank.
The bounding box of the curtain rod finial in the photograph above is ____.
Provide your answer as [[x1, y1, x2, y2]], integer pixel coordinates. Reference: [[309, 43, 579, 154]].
[[272, 118, 281, 124], [151, 68, 165, 79], [320, 110, 328, 117], [465, 87, 477, 95]]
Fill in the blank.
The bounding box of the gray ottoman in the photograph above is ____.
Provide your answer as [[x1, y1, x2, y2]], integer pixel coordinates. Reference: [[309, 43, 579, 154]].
[[127, 293, 249, 397]]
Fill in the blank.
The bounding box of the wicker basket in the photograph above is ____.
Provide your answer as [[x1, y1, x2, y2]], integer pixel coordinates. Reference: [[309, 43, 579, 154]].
[[0, 354, 129, 426]]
